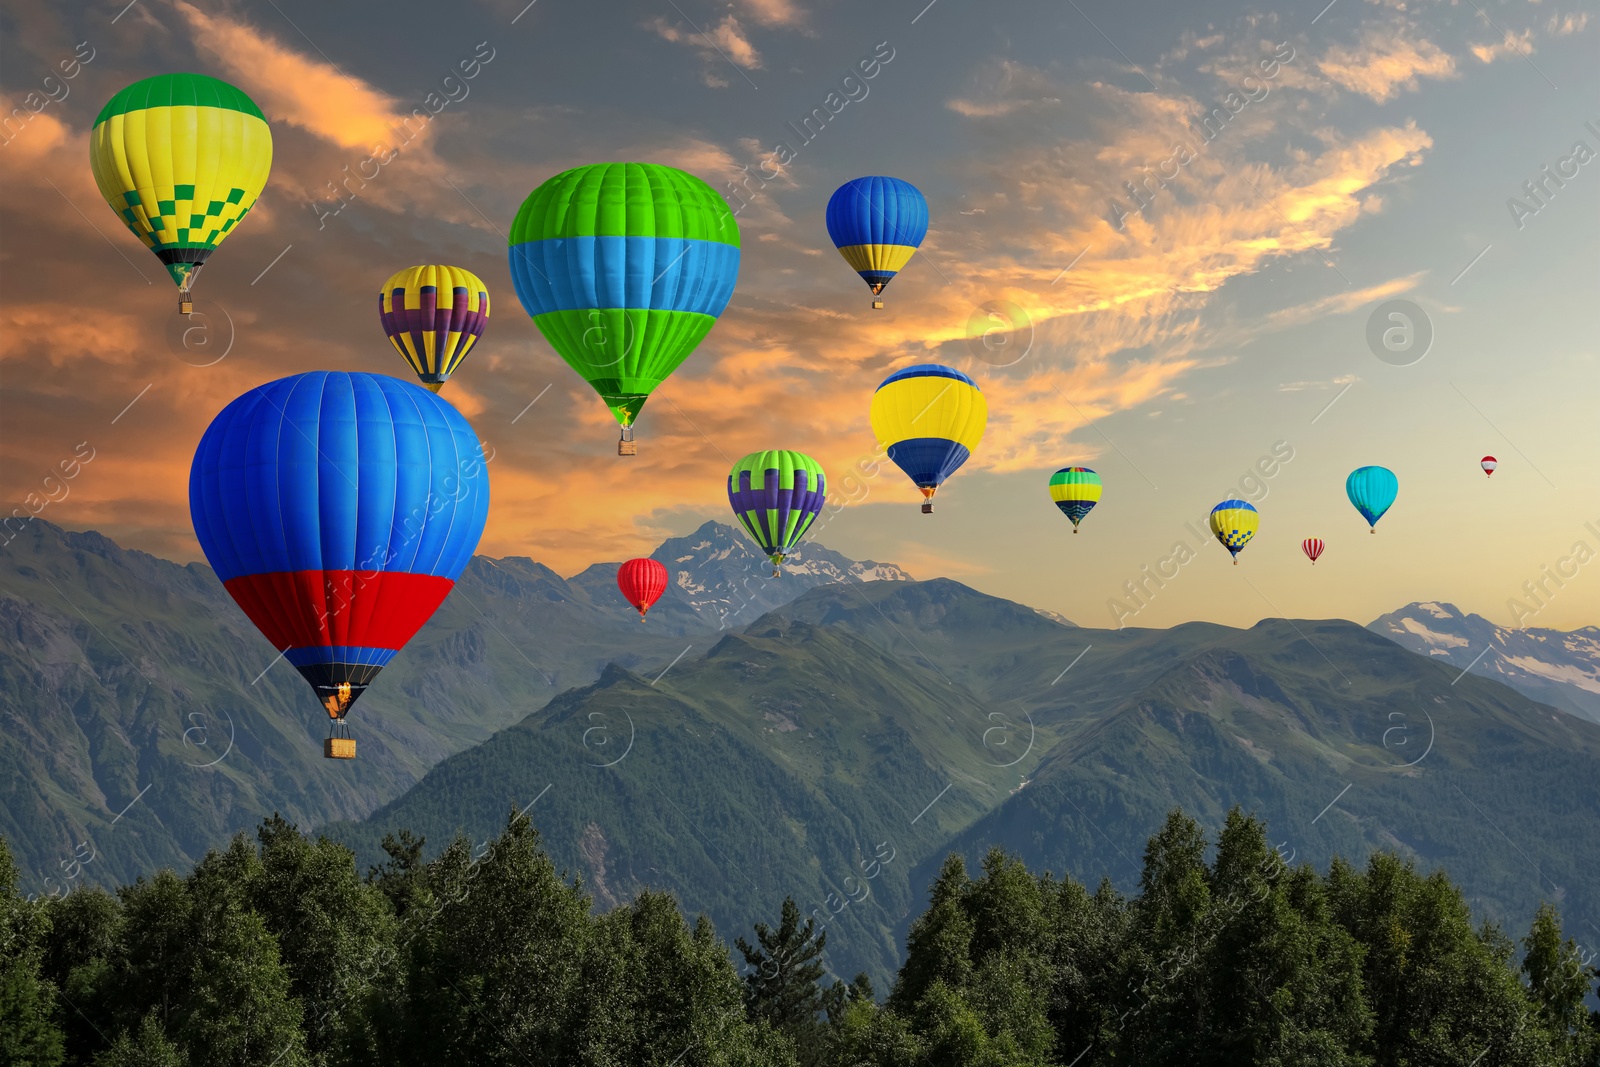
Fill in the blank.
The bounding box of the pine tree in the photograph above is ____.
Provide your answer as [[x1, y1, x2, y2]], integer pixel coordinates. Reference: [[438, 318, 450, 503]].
[[0, 837, 65, 1066], [737, 896, 828, 1055]]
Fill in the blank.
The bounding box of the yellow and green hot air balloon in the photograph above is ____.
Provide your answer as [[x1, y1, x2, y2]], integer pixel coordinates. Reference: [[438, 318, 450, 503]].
[[1049, 467, 1101, 533], [90, 73, 273, 314], [508, 163, 740, 455]]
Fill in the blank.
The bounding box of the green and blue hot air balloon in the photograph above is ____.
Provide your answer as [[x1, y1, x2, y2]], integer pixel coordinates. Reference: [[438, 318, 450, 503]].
[[826, 176, 928, 308], [727, 450, 827, 576], [1049, 467, 1101, 533], [508, 163, 740, 454], [1345, 465, 1398, 532]]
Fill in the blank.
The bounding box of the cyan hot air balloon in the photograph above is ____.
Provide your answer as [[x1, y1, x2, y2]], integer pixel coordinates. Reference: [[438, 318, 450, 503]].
[[189, 372, 489, 759], [378, 264, 489, 392], [1345, 466, 1398, 532], [90, 73, 273, 314], [727, 450, 826, 576], [870, 364, 986, 514], [826, 176, 928, 309], [508, 162, 740, 454], [1209, 499, 1258, 564], [1049, 467, 1101, 533]]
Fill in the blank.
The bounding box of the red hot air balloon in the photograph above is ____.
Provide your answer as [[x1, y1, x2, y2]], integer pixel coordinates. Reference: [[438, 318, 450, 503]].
[[617, 558, 669, 620], [1481, 456, 1497, 477], [1302, 538, 1325, 565]]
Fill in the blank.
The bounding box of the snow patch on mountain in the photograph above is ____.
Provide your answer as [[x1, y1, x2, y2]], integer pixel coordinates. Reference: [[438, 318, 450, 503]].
[[1370, 602, 1600, 724]]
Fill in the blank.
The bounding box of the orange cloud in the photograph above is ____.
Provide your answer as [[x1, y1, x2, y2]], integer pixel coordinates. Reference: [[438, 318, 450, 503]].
[[1315, 33, 1456, 102]]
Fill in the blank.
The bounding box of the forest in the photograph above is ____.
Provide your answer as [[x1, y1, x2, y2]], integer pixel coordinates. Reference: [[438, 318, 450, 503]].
[[2, 808, 1597, 1067]]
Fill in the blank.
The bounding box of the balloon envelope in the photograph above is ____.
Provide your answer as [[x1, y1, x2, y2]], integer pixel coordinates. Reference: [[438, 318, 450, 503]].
[[1049, 467, 1101, 530], [870, 364, 986, 510], [1345, 466, 1398, 529], [508, 163, 740, 435], [1302, 537, 1325, 564], [189, 372, 489, 723], [826, 176, 928, 297], [379, 265, 489, 391], [90, 73, 272, 294], [1209, 499, 1258, 562], [1481, 456, 1497, 476], [617, 558, 669, 619], [727, 450, 826, 570]]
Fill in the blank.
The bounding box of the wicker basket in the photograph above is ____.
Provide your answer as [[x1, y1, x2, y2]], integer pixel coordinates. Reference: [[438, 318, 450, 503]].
[[324, 737, 356, 760]]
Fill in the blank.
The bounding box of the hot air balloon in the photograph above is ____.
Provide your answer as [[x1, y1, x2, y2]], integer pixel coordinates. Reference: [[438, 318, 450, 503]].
[[189, 372, 489, 759], [870, 364, 986, 514], [508, 162, 740, 455], [1345, 466, 1398, 533], [826, 176, 928, 309], [617, 558, 668, 621], [1049, 467, 1101, 533], [1302, 538, 1325, 565], [379, 265, 489, 392], [1209, 499, 1258, 565], [1481, 456, 1497, 477], [90, 73, 273, 315], [727, 450, 826, 576]]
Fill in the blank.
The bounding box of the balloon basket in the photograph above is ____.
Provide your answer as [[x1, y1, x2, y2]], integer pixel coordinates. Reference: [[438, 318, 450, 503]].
[[618, 425, 636, 456], [872, 300, 884, 310], [179, 298, 194, 316], [324, 737, 356, 760], [921, 502, 934, 514]]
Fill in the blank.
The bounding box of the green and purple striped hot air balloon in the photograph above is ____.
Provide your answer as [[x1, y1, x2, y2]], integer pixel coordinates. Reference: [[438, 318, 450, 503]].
[[727, 451, 827, 576], [508, 162, 740, 455]]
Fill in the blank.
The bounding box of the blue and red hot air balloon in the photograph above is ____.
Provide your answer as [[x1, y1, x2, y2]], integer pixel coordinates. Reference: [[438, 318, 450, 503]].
[[189, 371, 490, 759]]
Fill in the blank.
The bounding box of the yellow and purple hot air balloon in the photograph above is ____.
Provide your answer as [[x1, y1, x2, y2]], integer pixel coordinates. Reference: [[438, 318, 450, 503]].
[[1049, 467, 1102, 533], [378, 265, 490, 392], [826, 176, 928, 309], [727, 451, 827, 576], [508, 163, 740, 454], [90, 73, 273, 314]]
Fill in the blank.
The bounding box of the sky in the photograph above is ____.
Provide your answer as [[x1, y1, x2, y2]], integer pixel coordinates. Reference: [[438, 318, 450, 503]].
[[0, 0, 1595, 632]]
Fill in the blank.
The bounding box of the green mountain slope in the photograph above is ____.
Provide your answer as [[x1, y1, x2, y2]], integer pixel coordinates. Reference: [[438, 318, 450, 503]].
[[0, 519, 894, 895], [323, 614, 1055, 988]]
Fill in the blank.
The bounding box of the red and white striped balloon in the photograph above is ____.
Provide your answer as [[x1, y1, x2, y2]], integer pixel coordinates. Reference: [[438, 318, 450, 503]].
[[1302, 538, 1325, 565], [1481, 456, 1497, 477]]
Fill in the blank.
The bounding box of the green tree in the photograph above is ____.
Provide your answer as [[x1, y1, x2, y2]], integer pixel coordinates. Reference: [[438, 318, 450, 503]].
[[737, 895, 828, 1053], [1521, 902, 1599, 1064], [93, 1014, 186, 1067], [0, 837, 64, 1066]]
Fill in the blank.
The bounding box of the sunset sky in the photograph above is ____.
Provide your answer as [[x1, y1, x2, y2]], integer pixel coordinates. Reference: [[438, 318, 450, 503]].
[[1, 0, 1595, 631]]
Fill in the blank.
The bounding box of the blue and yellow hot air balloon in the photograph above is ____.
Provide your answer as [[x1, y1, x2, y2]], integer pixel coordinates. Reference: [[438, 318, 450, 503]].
[[378, 265, 490, 392], [870, 364, 986, 514], [1049, 467, 1102, 533], [508, 162, 740, 454], [1209, 499, 1258, 565], [727, 450, 827, 576], [826, 176, 927, 309], [90, 73, 273, 314], [1346, 466, 1398, 533]]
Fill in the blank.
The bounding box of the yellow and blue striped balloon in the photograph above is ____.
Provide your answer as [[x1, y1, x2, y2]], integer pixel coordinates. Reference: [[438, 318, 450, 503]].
[[90, 73, 273, 304], [1209, 499, 1258, 564], [869, 364, 986, 514], [826, 176, 927, 305], [1049, 467, 1102, 532]]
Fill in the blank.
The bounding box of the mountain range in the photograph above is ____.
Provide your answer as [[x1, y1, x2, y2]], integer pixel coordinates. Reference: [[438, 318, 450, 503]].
[[3, 517, 1599, 989], [1369, 601, 1600, 723]]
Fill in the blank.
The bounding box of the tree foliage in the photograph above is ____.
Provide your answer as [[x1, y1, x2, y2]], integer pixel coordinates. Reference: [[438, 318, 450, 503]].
[[4, 807, 1596, 1065]]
